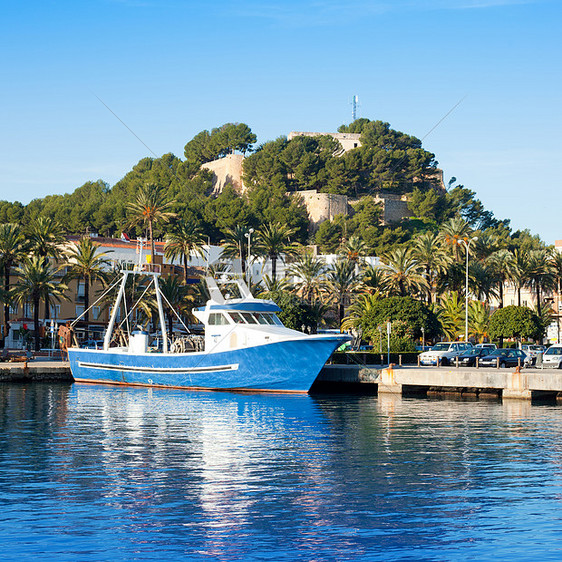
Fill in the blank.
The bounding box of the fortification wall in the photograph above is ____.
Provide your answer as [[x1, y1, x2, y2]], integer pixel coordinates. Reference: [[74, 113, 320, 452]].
[[294, 190, 349, 230], [373, 193, 412, 224], [201, 154, 245, 195]]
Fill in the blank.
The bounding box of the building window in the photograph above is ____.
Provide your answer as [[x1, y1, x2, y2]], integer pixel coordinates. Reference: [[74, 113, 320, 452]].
[[75, 305, 85, 318], [24, 303, 33, 318], [93, 306, 101, 320], [50, 304, 61, 318]]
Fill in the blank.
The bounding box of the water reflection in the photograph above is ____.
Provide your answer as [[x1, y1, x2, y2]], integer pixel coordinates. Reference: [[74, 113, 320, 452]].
[[2, 384, 562, 560]]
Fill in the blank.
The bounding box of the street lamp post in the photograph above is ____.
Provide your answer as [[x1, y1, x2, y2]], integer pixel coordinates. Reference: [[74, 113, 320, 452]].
[[245, 228, 254, 283]]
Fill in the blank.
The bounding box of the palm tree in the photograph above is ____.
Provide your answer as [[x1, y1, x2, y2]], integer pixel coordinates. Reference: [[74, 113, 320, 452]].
[[287, 252, 327, 302], [127, 183, 176, 267], [325, 259, 360, 326], [434, 292, 465, 341], [254, 222, 298, 282], [27, 216, 65, 321], [165, 220, 206, 283], [12, 256, 67, 351], [486, 249, 515, 308], [220, 225, 250, 276], [379, 247, 428, 297], [156, 274, 193, 336], [525, 248, 555, 316], [468, 300, 491, 343], [360, 265, 386, 296], [0, 223, 27, 346], [439, 217, 473, 262], [468, 261, 498, 302], [340, 234, 368, 265], [550, 250, 562, 343], [341, 292, 381, 332], [510, 249, 530, 307], [27, 216, 65, 261], [64, 237, 111, 326], [412, 231, 450, 303]]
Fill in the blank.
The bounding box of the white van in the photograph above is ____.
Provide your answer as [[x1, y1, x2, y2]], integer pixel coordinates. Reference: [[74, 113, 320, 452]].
[[542, 346, 562, 369], [419, 342, 474, 366]]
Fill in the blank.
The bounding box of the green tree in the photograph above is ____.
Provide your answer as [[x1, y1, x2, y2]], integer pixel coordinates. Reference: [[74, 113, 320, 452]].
[[412, 231, 450, 303], [468, 300, 491, 343], [287, 252, 327, 303], [127, 183, 176, 266], [12, 256, 67, 351], [485, 249, 515, 308], [27, 216, 65, 261], [156, 274, 193, 335], [488, 305, 543, 344], [220, 225, 252, 276], [165, 220, 206, 283], [254, 222, 298, 282], [0, 223, 27, 345], [64, 237, 111, 325], [524, 249, 555, 316], [325, 259, 360, 326], [354, 295, 440, 343], [379, 247, 428, 297], [434, 292, 465, 341]]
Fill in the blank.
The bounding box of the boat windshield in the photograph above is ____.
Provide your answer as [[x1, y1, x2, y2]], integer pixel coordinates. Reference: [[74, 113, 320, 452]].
[[208, 313, 229, 325], [227, 312, 280, 325]]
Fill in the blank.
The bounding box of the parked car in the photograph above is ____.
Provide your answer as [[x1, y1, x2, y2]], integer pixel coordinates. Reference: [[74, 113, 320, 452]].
[[419, 342, 473, 366], [541, 345, 562, 369], [475, 343, 497, 352], [521, 344, 546, 364], [82, 340, 104, 350], [457, 347, 493, 367], [478, 348, 529, 368]]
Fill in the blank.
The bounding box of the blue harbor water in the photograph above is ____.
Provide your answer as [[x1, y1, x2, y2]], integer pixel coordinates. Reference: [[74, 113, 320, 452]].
[[2, 384, 562, 561]]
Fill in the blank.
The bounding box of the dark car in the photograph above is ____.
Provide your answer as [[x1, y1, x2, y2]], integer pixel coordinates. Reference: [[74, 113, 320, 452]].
[[478, 348, 529, 368], [457, 347, 491, 367]]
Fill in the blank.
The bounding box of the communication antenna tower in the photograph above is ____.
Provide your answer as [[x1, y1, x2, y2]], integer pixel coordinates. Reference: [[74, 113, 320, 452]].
[[351, 95, 359, 121]]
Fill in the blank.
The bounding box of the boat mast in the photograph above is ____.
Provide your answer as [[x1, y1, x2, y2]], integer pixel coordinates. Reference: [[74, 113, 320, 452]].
[[104, 270, 129, 351], [152, 273, 168, 353]]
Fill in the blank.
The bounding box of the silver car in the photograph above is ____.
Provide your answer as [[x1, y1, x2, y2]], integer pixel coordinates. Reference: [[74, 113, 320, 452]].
[[542, 346, 562, 369]]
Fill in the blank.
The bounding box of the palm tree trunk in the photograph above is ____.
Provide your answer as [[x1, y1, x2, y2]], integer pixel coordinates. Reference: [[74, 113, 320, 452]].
[[183, 254, 188, 284], [84, 274, 90, 341], [499, 282, 504, 308], [517, 286, 521, 307], [3, 263, 10, 348], [149, 220, 155, 268], [536, 284, 541, 316], [271, 255, 277, 282], [33, 296, 40, 352]]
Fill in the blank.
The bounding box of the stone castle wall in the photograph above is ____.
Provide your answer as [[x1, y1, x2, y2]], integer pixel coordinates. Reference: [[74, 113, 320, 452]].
[[201, 154, 245, 195], [293, 190, 349, 230], [287, 131, 362, 154]]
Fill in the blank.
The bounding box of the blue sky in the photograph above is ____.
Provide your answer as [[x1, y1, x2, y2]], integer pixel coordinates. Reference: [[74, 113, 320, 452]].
[[1, 0, 560, 242]]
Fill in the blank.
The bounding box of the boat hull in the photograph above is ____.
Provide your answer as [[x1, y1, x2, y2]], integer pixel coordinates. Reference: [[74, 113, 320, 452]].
[[68, 335, 349, 393]]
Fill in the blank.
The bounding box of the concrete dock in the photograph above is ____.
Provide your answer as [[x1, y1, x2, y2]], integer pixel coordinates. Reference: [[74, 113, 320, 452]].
[[0, 360, 72, 383], [318, 363, 562, 400], [2, 360, 562, 400]]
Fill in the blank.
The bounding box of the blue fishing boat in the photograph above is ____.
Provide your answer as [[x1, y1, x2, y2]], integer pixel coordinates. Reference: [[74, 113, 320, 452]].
[[68, 269, 350, 393]]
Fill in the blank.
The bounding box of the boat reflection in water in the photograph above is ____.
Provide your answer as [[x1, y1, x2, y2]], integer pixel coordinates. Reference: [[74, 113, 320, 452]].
[[4, 383, 562, 560]]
